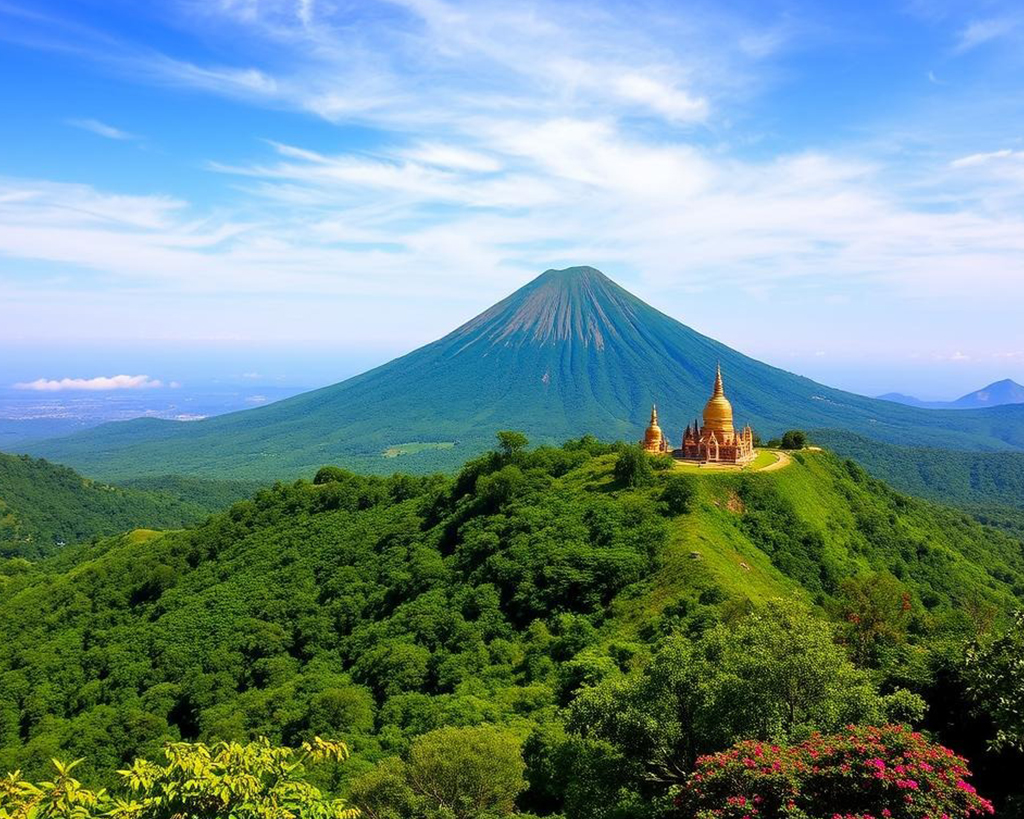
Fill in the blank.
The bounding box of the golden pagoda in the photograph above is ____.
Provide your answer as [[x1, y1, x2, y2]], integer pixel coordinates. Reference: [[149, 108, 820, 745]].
[[679, 364, 755, 464]]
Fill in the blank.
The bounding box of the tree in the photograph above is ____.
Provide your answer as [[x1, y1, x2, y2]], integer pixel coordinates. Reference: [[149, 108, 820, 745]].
[[405, 725, 526, 819], [677, 724, 995, 819], [660, 475, 697, 516], [314, 465, 354, 485], [963, 611, 1024, 752], [614, 446, 655, 488], [698, 600, 883, 742], [562, 600, 899, 819], [353, 641, 431, 700], [0, 738, 357, 819], [496, 431, 529, 460], [779, 430, 807, 450], [308, 686, 376, 735], [836, 572, 912, 665], [349, 757, 417, 819]]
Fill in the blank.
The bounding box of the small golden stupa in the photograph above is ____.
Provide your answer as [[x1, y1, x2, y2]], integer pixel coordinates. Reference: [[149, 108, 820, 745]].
[[642, 405, 671, 453]]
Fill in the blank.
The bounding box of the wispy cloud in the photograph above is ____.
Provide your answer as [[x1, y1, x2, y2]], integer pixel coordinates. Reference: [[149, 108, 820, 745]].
[[951, 149, 1024, 168], [954, 17, 1019, 53], [14, 374, 169, 391], [611, 74, 709, 123], [66, 118, 137, 140]]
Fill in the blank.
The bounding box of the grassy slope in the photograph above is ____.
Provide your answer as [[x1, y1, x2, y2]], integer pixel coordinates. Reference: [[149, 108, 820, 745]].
[[459, 448, 1023, 643], [606, 451, 1022, 640]]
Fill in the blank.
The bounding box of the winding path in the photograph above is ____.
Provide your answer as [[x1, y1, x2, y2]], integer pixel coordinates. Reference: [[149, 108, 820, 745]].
[[756, 449, 793, 472]]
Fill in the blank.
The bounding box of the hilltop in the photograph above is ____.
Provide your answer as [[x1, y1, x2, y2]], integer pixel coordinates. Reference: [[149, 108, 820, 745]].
[[0, 451, 261, 558], [1, 438, 1022, 813], [22, 267, 1024, 480]]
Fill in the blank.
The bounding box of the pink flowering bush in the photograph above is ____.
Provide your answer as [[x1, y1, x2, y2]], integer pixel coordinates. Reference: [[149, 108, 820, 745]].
[[677, 724, 994, 819]]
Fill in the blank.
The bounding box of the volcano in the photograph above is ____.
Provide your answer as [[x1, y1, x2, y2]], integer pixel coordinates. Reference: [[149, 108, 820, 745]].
[[23, 266, 1024, 479]]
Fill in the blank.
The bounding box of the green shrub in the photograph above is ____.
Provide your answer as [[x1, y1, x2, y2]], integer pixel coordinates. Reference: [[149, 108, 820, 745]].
[[614, 446, 655, 488], [661, 475, 697, 515], [780, 430, 807, 450], [406, 725, 526, 819]]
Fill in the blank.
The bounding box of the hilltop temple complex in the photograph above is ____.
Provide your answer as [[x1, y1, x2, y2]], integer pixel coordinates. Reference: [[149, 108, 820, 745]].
[[641, 364, 756, 465]]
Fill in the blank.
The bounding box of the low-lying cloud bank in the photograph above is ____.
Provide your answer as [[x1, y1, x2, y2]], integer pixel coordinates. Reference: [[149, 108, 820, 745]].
[[14, 375, 172, 391]]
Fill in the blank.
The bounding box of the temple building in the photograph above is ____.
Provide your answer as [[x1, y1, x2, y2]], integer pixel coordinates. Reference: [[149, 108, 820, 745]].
[[641, 364, 756, 465]]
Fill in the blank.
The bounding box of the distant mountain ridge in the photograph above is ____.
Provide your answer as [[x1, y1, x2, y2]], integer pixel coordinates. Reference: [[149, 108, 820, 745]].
[[22, 266, 1024, 480], [878, 379, 1024, 410]]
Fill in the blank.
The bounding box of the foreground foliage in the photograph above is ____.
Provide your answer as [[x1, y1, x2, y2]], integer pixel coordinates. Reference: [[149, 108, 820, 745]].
[[350, 724, 525, 819], [963, 611, 1024, 753], [0, 738, 356, 819], [679, 725, 994, 819]]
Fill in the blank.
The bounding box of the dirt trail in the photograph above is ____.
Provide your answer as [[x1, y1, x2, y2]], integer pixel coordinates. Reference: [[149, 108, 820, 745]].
[[757, 450, 793, 472]]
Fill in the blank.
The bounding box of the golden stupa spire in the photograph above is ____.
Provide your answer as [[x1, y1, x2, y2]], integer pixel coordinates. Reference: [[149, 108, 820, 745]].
[[650, 404, 658, 425], [713, 361, 724, 398]]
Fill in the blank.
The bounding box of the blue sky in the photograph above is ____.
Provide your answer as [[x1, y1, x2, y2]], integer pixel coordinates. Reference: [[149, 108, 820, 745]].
[[1, 0, 1024, 399]]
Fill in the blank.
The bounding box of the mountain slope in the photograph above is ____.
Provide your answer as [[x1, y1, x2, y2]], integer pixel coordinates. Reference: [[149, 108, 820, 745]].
[[0, 452, 259, 558], [953, 379, 1024, 409], [23, 267, 1024, 480]]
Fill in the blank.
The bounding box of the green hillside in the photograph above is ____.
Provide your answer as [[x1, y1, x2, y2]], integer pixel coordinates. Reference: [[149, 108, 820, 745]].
[[22, 267, 1024, 480], [816, 430, 1024, 539], [2, 438, 1022, 814], [816, 430, 1024, 510], [0, 452, 260, 558]]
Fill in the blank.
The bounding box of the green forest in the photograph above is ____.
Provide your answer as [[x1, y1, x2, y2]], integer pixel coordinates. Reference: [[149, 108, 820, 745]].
[[1, 436, 1022, 818], [0, 452, 262, 559]]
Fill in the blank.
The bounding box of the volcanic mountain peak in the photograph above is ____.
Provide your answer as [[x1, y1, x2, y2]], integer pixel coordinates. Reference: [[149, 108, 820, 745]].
[[449, 266, 646, 351], [23, 265, 1024, 481]]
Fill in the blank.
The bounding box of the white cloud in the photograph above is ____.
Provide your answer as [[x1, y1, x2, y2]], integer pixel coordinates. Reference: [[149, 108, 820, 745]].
[[954, 17, 1019, 53], [951, 149, 1024, 168], [14, 375, 167, 391], [150, 57, 279, 96], [67, 118, 137, 140], [612, 74, 708, 123], [400, 143, 502, 173]]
